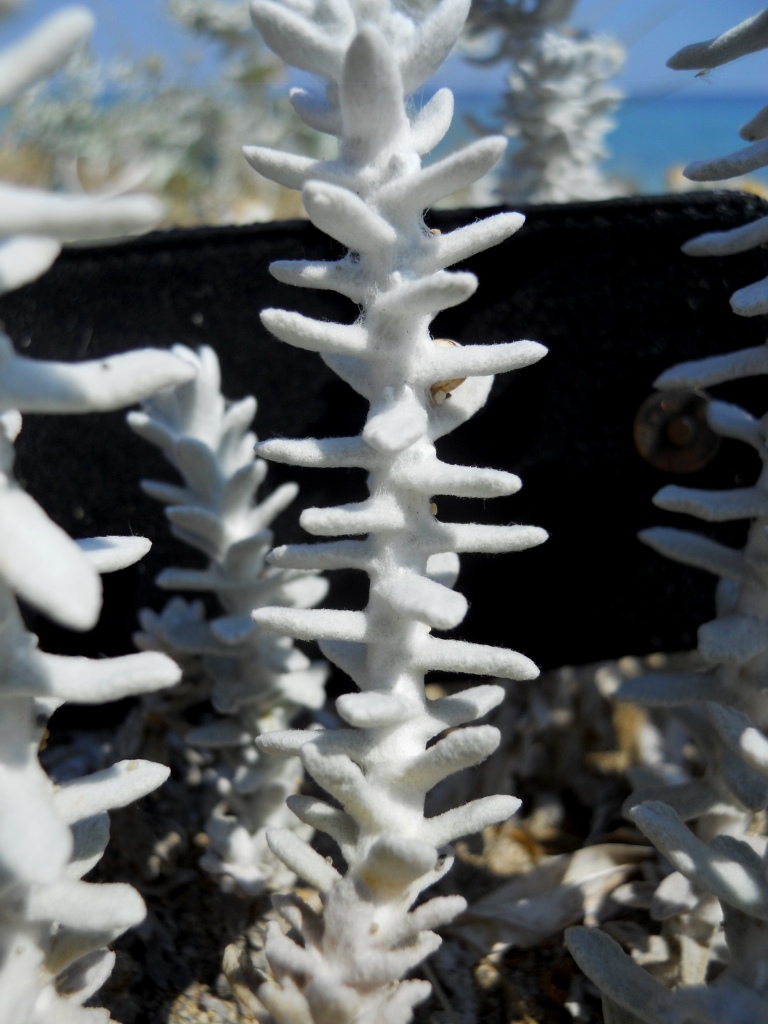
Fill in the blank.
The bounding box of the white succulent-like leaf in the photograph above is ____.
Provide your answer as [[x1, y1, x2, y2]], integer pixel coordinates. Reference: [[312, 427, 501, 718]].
[[566, 926, 674, 1024], [654, 344, 768, 390], [0, 341, 196, 414], [76, 536, 152, 574], [53, 761, 170, 825], [457, 844, 651, 953], [731, 275, 768, 318], [463, 1, 625, 204], [237, 0, 549, 1015], [684, 139, 768, 183], [0, 236, 61, 292], [683, 215, 768, 258], [708, 702, 768, 776], [0, 184, 163, 243], [266, 828, 341, 892], [668, 11, 768, 71], [131, 345, 330, 896], [0, 480, 102, 630], [0, 6, 93, 105]]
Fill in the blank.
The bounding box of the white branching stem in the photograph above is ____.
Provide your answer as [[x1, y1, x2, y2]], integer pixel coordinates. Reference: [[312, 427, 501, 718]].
[[130, 344, 329, 895], [569, 11, 768, 1022], [0, 5, 164, 293], [463, 0, 624, 204], [0, 7, 199, 1021], [240, 0, 547, 1018], [0, 344, 193, 1023]]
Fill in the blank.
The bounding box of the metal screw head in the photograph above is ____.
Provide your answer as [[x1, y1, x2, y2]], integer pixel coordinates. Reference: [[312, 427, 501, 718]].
[[633, 389, 721, 473]]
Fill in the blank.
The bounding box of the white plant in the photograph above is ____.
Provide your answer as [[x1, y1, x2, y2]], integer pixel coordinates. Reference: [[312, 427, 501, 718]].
[[0, 341, 196, 1023], [0, 6, 205, 1020], [222, 0, 550, 1017], [4, 0, 309, 225], [463, 0, 624, 204], [169, 0, 279, 85], [568, 801, 768, 1024], [130, 343, 329, 895], [568, 11, 768, 1019], [0, 3, 163, 289]]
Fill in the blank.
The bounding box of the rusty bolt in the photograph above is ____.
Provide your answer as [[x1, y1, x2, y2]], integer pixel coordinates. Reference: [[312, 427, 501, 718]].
[[633, 389, 720, 473]]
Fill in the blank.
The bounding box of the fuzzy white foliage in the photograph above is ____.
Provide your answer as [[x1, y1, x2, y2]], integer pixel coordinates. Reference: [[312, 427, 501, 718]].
[[0, 345, 194, 1021], [0, 5, 93, 103], [130, 344, 329, 894], [0, 339, 195, 629], [0, 5, 164, 292], [569, 13, 768, 1021], [238, 0, 547, 1016], [5, 0, 307, 228], [568, 803, 768, 1024], [463, 0, 625, 204], [666, 10, 768, 317], [625, 14, 768, 836], [457, 843, 651, 953], [0, 9, 200, 1019]]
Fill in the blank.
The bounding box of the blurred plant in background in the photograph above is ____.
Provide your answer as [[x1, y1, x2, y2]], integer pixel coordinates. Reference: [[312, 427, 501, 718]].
[[462, 0, 627, 204], [0, 0, 320, 225]]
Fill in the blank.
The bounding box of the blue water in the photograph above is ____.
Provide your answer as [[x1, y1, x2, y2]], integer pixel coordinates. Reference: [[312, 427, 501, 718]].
[[441, 93, 768, 196]]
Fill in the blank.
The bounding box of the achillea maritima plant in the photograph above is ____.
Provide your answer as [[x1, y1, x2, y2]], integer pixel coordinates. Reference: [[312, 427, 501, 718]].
[[0, 6, 199, 1020], [0, 345, 192, 1023], [130, 344, 329, 895], [227, 0, 549, 1017], [0, 4, 166, 288], [569, 11, 768, 1021], [463, 0, 624, 204]]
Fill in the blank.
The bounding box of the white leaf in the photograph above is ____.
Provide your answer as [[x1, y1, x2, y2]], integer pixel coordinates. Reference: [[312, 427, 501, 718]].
[[668, 11, 768, 70], [0, 236, 60, 292], [54, 760, 170, 824], [303, 180, 397, 252], [266, 828, 340, 892], [0, 7, 93, 104], [410, 88, 454, 155], [0, 185, 162, 242], [0, 346, 196, 414], [76, 536, 151, 574], [0, 482, 101, 630]]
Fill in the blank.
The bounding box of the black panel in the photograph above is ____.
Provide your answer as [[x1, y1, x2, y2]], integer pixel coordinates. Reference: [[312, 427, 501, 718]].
[[2, 191, 767, 671]]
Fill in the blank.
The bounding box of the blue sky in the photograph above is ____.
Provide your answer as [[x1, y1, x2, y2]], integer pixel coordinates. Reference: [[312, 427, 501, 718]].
[[4, 0, 768, 97]]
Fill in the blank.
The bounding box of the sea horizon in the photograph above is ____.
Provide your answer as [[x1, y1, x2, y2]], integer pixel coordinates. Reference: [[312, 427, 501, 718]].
[[438, 92, 768, 197]]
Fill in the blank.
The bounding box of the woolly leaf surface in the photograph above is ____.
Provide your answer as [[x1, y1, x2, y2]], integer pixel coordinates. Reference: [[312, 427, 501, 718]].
[[732, 275, 768, 317], [410, 88, 454, 155], [0, 483, 100, 630], [303, 180, 397, 252], [419, 211, 525, 272], [75, 536, 151, 575], [639, 527, 750, 583], [684, 137, 768, 181], [655, 344, 768, 389], [566, 927, 672, 1024], [0, 6, 93, 104], [707, 399, 763, 447], [54, 761, 169, 825], [668, 11, 768, 70], [266, 828, 341, 892], [424, 794, 520, 846], [339, 26, 407, 162], [683, 214, 768, 257], [698, 614, 768, 663], [653, 485, 768, 522]]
